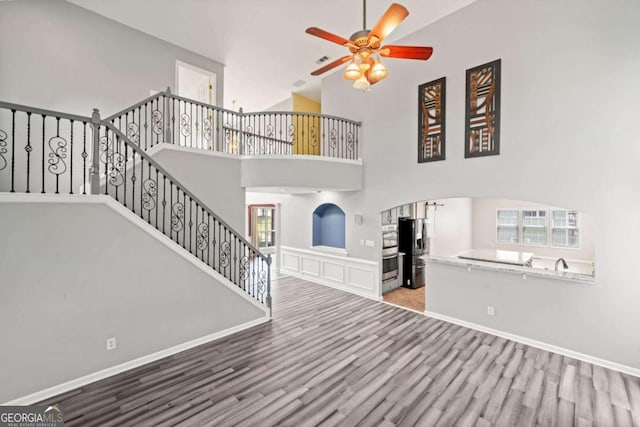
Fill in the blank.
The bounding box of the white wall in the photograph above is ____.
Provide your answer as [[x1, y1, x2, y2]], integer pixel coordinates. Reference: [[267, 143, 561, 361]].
[[280, 0, 640, 369], [428, 197, 473, 257], [471, 198, 596, 261], [0, 0, 224, 117], [0, 199, 265, 403]]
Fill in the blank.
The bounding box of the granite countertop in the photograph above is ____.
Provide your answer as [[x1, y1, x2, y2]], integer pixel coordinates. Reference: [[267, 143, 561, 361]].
[[457, 249, 534, 266], [426, 254, 595, 285]]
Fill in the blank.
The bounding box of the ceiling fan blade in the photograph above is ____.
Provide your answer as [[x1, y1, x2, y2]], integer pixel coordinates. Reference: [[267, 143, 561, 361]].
[[379, 45, 433, 60], [368, 3, 409, 43], [311, 55, 351, 76], [305, 27, 352, 46]]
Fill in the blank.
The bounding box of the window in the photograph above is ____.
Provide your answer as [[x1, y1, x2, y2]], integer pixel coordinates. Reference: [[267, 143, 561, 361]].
[[552, 210, 580, 248], [522, 210, 547, 246], [496, 208, 580, 249], [255, 207, 276, 248], [497, 210, 519, 244]]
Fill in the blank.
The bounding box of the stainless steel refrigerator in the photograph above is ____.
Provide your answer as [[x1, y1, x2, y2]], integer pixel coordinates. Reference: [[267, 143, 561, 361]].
[[398, 217, 427, 289]]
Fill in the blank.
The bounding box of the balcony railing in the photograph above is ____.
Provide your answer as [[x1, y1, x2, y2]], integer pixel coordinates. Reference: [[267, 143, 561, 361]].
[[107, 89, 361, 160]]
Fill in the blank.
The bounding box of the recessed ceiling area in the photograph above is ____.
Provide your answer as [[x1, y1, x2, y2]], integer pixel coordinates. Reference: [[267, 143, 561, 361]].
[[67, 0, 476, 111]]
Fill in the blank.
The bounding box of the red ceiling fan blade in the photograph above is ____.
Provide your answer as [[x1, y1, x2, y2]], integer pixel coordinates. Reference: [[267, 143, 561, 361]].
[[305, 27, 352, 46], [311, 55, 351, 76], [379, 45, 433, 60], [368, 3, 409, 43]]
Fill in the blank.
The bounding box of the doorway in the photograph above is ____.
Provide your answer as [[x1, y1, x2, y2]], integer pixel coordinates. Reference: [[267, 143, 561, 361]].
[[380, 202, 429, 313], [176, 61, 217, 150], [176, 61, 216, 105]]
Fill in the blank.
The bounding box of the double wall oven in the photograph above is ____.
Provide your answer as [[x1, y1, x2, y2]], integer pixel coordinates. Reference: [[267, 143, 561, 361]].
[[382, 224, 399, 284]]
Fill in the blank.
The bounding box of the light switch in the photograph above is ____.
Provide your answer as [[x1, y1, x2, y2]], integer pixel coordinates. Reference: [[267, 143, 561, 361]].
[[365, 240, 374, 247]]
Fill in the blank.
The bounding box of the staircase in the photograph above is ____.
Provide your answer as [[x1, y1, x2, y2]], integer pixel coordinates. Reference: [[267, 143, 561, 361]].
[[0, 92, 362, 314], [0, 98, 272, 312]]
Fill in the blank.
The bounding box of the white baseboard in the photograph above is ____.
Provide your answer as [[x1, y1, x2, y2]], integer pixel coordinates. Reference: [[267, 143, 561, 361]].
[[281, 270, 382, 302], [3, 316, 270, 405], [424, 310, 640, 378]]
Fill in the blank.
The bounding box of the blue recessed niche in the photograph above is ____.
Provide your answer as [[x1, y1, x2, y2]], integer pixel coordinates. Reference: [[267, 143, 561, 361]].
[[312, 203, 346, 249]]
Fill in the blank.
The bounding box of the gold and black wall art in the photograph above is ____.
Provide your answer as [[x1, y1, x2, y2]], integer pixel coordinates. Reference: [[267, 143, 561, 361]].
[[418, 77, 446, 163], [465, 59, 501, 158]]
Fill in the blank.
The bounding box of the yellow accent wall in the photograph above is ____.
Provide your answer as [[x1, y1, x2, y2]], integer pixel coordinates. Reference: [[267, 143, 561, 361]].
[[292, 94, 321, 155]]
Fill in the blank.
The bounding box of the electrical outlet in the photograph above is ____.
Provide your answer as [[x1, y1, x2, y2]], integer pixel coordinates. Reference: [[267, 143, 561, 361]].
[[360, 239, 365, 246], [487, 306, 495, 316], [106, 337, 117, 351]]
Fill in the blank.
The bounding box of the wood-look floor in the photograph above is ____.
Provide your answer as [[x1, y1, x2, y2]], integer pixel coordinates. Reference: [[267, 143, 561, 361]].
[[40, 275, 640, 426]]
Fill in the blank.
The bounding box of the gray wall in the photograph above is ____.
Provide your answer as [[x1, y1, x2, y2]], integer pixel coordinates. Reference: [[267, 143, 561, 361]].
[[0, 0, 224, 117], [241, 157, 362, 192], [150, 147, 245, 232], [0, 201, 265, 403], [275, 0, 640, 369]]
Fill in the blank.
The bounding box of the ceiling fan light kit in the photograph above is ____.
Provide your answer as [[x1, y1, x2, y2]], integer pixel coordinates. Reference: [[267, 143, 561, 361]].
[[306, 1, 433, 91]]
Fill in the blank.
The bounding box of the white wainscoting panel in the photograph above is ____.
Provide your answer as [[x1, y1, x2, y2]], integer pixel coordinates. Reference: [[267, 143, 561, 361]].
[[280, 246, 380, 300], [323, 261, 345, 283], [301, 257, 321, 277], [282, 252, 300, 271]]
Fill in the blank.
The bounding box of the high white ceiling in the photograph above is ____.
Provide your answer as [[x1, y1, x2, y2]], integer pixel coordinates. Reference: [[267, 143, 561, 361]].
[[68, 0, 476, 111]]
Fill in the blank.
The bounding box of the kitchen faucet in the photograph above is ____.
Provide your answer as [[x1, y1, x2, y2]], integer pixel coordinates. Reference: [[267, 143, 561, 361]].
[[555, 257, 569, 272]]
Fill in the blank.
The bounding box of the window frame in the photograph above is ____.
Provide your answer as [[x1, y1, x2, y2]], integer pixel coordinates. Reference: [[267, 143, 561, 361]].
[[495, 208, 580, 250], [521, 209, 548, 247], [248, 204, 276, 250], [496, 209, 521, 245], [550, 210, 581, 249]]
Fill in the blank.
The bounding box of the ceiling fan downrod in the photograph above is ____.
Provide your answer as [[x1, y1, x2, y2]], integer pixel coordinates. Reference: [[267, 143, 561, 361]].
[[363, 0, 367, 31]]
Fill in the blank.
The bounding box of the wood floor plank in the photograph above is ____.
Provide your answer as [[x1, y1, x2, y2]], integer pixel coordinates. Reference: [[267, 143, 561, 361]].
[[35, 274, 639, 427]]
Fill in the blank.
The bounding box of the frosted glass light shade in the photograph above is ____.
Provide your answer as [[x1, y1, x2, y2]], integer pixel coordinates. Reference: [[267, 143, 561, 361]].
[[343, 58, 361, 80]]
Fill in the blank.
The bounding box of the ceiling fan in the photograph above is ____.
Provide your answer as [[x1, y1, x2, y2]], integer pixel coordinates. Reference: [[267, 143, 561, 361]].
[[306, 1, 433, 91]]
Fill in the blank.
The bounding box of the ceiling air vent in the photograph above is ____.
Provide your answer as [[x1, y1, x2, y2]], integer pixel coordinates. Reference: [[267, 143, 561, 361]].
[[291, 79, 306, 88], [315, 55, 330, 64]]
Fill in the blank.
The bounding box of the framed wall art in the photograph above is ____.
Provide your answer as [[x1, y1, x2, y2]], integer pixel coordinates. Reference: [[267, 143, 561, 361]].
[[418, 77, 446, 163], [465, 59, 501, 158]]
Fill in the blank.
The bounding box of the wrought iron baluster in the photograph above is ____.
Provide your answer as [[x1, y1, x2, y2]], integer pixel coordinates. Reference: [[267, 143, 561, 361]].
[[207, 213, 211, 267], [102, 127, 108, 195], [82, 122, 87, 194], [188, 197, 193, 253], [66, 119, 73, 194], [40, 114, 45, 193], [189, 102, 193, 148], [182, 191, 186, 249], [25, 112, 31, 193], [154, 167, 159, 228], [138, 156, 144, 218], [143, 103, 148, 150], [125, 137, 131, 208], [162, 175, 167, 234], [170, 182, 174, 240]]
